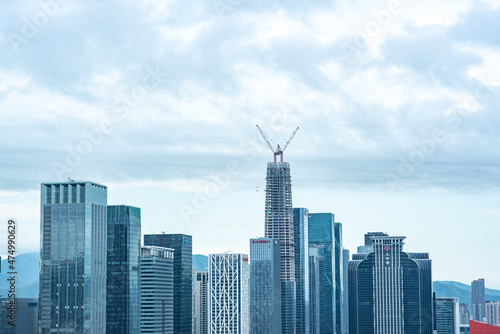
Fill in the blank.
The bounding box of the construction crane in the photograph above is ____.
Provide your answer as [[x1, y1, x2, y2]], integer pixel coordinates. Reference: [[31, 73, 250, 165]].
[[256, 125, 299, 162]]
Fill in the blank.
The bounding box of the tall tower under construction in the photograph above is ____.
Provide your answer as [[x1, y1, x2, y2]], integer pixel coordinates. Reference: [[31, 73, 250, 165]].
[[258, 125, 299, 334]]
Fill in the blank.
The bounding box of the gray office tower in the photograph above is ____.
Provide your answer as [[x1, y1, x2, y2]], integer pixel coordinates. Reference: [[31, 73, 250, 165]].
[[434, 296, 460, 334], [140, 246, 174, 333], [308, 245, 324, 334], [106, 205, 141, 334], [348, 235, 433, 334], [195, 271, 209, 334], [0, 298, 38, 333], [144, 234, 193, 334], [471, 278, 486, 322], [250, 238, 282, 334], [39, 181, 107, 334], [264, 161, 296, 334], [308, 213, 343, 334], [293, 208, 310, 334]]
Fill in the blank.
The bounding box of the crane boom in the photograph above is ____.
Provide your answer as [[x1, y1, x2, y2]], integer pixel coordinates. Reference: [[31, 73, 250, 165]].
[[256, 125, 275, 153], [282, 127, 299, 152], [256, 125, 299, 163]]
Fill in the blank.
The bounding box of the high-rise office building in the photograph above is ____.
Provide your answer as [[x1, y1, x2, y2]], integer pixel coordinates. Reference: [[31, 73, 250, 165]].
[[209, 253, 249, 334], [250, 238, 282, 334], [0, 298, 38, 334], [333, 221, 344, 334], [106, 205, 141, 334], [308, 213, 339, 333], [39, 181, 107, 334], [264, 160, 296, 334], [460, 303, 470, 325], [486, 301, 500, 325], [308, 245, 324, 334], [434, 296, 460, 334], [472, 278, 486, 322], [140, 246, 174, 334], [293, 208, 310, 334], [348, 235, 433, 334], [195, 271, 209, 334], [144, 234, 193, 334], [342, 248, 350, 334]]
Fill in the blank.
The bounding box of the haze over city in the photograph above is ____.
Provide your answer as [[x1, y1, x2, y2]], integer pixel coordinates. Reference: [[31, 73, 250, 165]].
[[1, 0, 500, 290]]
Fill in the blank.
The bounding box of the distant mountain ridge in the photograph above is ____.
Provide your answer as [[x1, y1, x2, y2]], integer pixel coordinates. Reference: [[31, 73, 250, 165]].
[[4, 252, 499, 304], [433, 281, 500, 305]]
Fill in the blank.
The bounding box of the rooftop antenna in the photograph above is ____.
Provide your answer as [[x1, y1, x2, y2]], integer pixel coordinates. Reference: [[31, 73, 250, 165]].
[[256, 125, 299, 162]]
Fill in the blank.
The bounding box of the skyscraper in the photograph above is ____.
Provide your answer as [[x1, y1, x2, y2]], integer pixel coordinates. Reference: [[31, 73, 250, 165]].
[[0, 298, 38, 334], [333, 222, 344, 334], [39, 181, 107, 334], [264, 159, 296, 334], [293, 208, 310, 334], [472, 278, 486, 322], [348, 235, 433, 334], [209, 253, 249, 334], [144, 234, 193, 334], [140, 246, 174, 334], [434, 296, 460, 334], [342, 248, 350, 334], [308, 245, 324, 334], [486, 301, 500, 325], [106, 205, 141, 334], [250, 238, 282, 334], [195, 271, 209, 334], [459, 303, 470, 325], [308, 212, 338, 333]]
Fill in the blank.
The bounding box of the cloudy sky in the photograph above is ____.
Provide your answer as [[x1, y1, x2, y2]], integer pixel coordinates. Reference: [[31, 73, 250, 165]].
[[1, 0, 500, 288]]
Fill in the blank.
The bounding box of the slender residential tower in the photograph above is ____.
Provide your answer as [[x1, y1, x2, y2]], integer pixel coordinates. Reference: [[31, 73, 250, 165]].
[[471, 278, 486, 322], [257, 125, 299, 334]]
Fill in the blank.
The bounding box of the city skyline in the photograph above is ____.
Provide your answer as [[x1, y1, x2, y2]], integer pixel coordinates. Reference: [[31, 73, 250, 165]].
[[1, 0, 500, 291]]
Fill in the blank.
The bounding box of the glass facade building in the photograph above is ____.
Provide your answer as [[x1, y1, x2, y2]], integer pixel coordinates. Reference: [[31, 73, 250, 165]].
[[249, 238, 282, 334], [140, 246, 174, 334], [308, 213, 338, 333], [106, 205, 141, 334], [0, 298, 38, 334], [434, 296, 460, 334], [209, 253, 249, 334], [293, 208, 310, 334], [342, 248, 350, 334], [308, 245, 324, 334], [39, 181, 107, 334], [348, 235, 433, 334], [144, 234, 193, 334]]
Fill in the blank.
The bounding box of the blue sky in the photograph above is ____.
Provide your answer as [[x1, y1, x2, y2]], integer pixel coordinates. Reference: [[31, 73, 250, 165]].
[[1, 0, 499, 288]]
